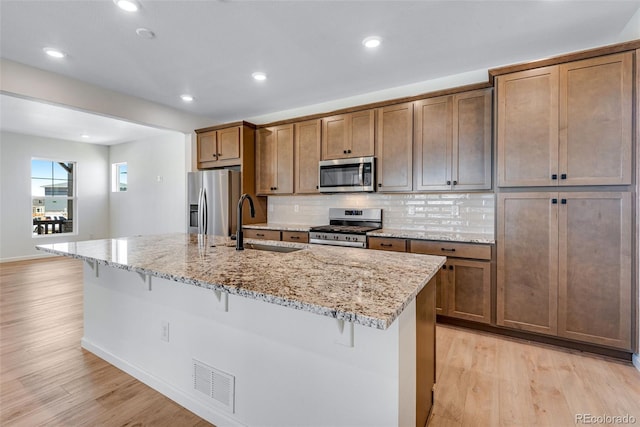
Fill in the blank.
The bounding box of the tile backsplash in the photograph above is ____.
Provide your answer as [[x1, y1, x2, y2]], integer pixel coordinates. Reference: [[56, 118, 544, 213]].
[[267, 193, 495, 236]]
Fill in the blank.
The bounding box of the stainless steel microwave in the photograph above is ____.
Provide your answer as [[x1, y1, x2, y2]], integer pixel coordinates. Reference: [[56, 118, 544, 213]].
[[318, 156, 375, 193]]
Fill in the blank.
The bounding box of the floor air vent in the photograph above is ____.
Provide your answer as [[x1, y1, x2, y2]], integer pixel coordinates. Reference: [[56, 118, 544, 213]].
[[193, 359, 235, 413]]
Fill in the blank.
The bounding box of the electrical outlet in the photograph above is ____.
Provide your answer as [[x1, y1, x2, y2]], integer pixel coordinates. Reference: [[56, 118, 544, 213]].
[[161, 320, 170, 342], [294, 204, 299, 213]]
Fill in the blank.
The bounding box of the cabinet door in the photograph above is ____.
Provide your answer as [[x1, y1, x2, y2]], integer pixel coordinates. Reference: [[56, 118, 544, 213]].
[[256, 128, 277, 195], [349, 109, 375, 158], [435, 266, 448, 315], [376, 103, 413, 192], [497, 193, 558, 335], [322, 114, 348, 160], [447, 259, 491, 324], [198, 131, 218, 163], [294, 119, 321, 194], [496, 67, 559, 187], [216, 126, 241, 162], [274, 124, 294, 194], [559, 53, 632, 186], [452, 89, 492, 190], [413, 96, 452, 191], [558, 192, 631, 349]]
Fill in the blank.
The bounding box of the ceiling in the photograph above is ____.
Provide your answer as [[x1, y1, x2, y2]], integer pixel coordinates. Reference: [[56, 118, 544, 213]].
[[1, 0, 639, 144]]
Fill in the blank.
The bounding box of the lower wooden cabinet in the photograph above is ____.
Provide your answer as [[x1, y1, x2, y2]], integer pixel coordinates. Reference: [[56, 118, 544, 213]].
[[411, 240, 492, 325], [243, 229, 281, 241], [282, 231, 309, 243], [368, 237, 407, 252], [497, 191, 632, 350]]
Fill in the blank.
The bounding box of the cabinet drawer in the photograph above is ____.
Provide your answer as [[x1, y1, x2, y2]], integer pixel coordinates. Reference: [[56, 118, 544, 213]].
[[244, 229, 281, 241], [282, 231, 309, 243], [368, 237, 407, 252], [410, 240, 491, 260]]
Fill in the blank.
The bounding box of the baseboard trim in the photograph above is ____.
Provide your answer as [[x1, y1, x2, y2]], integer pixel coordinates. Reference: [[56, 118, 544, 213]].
[[633, 353, 640, 372], [81, 338, 246, 427], [0, 252, 55, 263]]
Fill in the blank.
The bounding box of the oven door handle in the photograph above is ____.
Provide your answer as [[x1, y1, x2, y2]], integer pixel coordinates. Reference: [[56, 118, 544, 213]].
[[358, 163, 364, 186]]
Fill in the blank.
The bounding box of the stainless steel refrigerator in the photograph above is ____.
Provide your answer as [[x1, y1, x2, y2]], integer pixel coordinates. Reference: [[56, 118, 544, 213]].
[[187, 170, 241, 236]]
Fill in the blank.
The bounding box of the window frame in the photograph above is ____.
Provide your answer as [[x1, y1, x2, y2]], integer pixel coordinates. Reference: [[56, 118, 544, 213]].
[[112, 162, 128, 192], [31, 158, 78, 238]]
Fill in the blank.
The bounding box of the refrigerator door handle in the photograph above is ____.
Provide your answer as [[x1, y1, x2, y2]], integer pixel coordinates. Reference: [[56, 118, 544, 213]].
[[198, 188, 204, 234], [202, 188, 208, 234]]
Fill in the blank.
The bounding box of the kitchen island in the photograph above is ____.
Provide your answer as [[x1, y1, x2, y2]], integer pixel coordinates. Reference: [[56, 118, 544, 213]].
[[37, 233, 445, 427]]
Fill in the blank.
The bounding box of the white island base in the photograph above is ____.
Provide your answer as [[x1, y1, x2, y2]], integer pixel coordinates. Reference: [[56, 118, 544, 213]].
[[81, 262, 435, 427]]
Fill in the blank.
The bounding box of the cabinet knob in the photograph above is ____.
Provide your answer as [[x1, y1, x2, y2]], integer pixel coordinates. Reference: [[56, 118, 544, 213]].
[[442, 265, 447, 270], [561, 198, 567, 204], [453, 180, 458, 185], [347, 149, 352, 154], [551, 174, 558, 180], [378, 183, 382, 187], [561, 173, 567, 180], [343, 150, 347, 154], [449, 265, 454, 270], [446, 180, 451, 185], [218, 152, 222, 156], [552, 198, 558, 204]]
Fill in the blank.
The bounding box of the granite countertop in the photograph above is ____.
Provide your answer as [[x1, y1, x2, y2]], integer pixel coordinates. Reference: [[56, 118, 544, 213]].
[[36, 233, 445, 330], [243, 223, 313, 232], [367, 229, 495, 244]]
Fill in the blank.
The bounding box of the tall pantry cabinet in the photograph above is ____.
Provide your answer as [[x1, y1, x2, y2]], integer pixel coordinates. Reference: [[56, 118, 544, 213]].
[[495, 51, 634, 351]]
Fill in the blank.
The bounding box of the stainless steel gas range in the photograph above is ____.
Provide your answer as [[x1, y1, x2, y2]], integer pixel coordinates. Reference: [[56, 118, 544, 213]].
[[309, 208, 382, 248]]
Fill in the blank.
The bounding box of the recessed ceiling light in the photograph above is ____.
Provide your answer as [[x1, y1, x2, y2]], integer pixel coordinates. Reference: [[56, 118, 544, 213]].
[[135, 28, 155, 39], [252, 72, 267, 81], [43, 47, 66, 59], [362, 36, 382, 49], [114, 0, 139, 12], [180, 94, 194, 102]]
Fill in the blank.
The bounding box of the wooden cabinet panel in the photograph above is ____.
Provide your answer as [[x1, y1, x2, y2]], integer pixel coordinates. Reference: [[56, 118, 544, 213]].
[[453, 89, 492, 190], [558, 192, 631, 349], [497, 193, 558, 335], [349, 109, 375, 158], [321, 110, 375, 160], [244, 229, 281, 240], [446, 259, 491, 324], [496, 67, 559, 187], [368, 237, 407, 252], [216, 127, 241, 162], [497, 52, 632, 188], [410, 240, 491, 260], [559, 53, 632, 186], [294, 119, 321, 194], [413, 96, 452, 191], [435, 266, 447, 315], [414, 88, 492, 191], [282, 231, 309, 243], [376, 103, 413, 192], [197, 126, 242, 168], [256, 125, 294, 195]]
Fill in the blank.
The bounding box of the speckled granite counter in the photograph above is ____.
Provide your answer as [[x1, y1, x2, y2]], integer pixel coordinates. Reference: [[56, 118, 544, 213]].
[[243, 223, 312, 232], [37, 233, 444, 330], [367, 228, 495, 244]]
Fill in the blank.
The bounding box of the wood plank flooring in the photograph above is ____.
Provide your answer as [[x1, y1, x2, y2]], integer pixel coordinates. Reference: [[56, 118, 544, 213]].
[[1, 257, 213, 427], [2, 257, 640, 426]]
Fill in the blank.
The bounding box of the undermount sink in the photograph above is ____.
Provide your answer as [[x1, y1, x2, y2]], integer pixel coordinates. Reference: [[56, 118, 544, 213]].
[[243, 243, 303, 253]]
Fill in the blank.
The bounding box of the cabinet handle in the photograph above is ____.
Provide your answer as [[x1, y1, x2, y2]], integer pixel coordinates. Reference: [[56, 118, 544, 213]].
[[449, 265, 454, 270], [552, 198, 558, 204], [378, 183, 382, 187], [257, 233, 265, 237], [446, 180, 451, 185], [561, 173, 567, 180], [561, 198, 567, 204], [290, 236, 300, 240], [380, 243, 393, 247], [440, 248, 456, 253], [316, 185, 319, 189], [442, 265, 447, 270], [551, 174, 558, 180], [453, 180, 457, 185], [347, 149, 352, 154]]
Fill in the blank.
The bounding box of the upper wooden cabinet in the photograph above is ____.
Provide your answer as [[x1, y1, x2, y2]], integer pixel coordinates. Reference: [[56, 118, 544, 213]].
[[196, 125, 246, 169], [376, 103, 413, 192], [294, 119, 321, 194], [497, 52, 633, 187], [497, 192, 632, 349], [256, 124, 294, 195], [414, 88, 492, 191], [322, 110, 375, 160]]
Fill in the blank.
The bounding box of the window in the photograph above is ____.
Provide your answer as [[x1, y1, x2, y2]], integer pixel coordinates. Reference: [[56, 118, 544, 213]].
[[112, 162, 127, 192], [31, 159, 76, 236]]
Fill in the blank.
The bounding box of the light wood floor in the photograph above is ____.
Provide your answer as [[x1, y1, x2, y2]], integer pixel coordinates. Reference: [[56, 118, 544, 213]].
[[2, 257, 640, 426]]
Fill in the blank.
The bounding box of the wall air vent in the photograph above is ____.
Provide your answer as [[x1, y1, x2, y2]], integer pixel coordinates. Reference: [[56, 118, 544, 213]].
[[192, 359, 235, 413]]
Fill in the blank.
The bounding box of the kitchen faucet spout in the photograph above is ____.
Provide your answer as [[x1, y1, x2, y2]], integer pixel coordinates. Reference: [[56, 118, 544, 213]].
[[236, 193, 255, 250]]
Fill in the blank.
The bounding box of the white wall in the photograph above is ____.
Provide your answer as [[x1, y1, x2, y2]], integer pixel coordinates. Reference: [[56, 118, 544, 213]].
[[109, 133, 187, 238], [0, 131, 110, 261]]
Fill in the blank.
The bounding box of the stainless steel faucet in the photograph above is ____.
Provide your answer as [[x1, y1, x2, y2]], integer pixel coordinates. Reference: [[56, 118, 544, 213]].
[[236, 193, 255, 250]]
